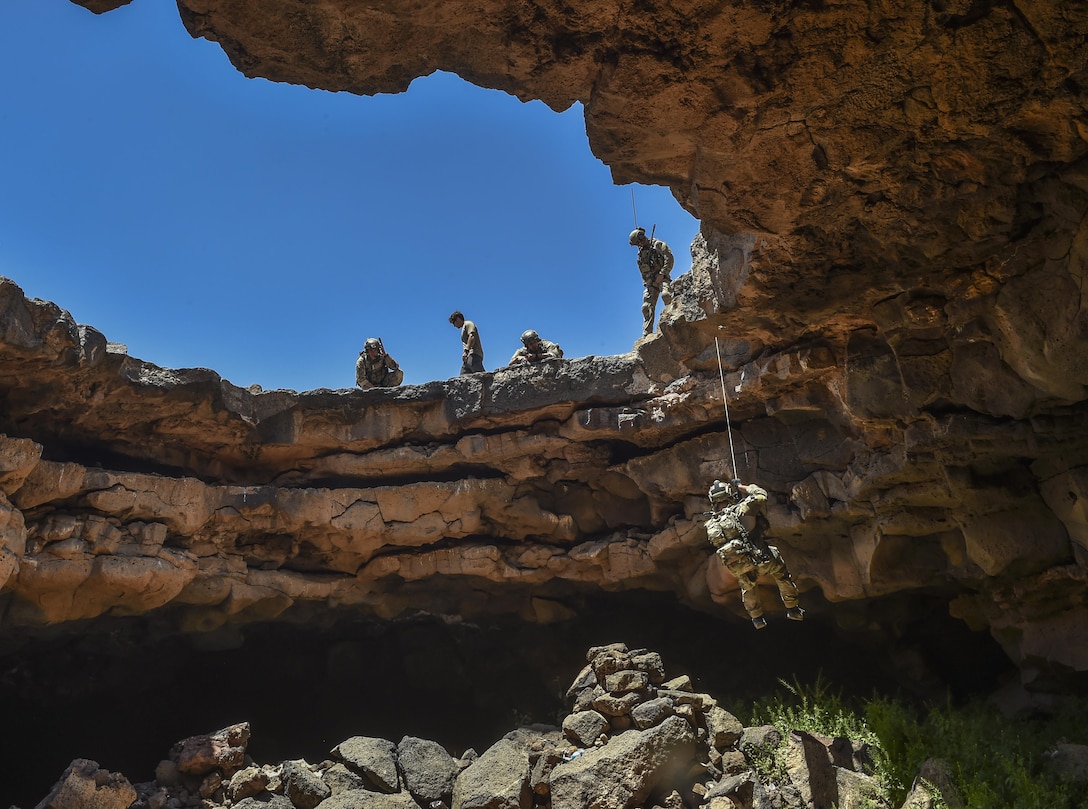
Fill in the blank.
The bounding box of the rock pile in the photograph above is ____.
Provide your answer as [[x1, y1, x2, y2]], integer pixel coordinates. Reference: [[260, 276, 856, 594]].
[[24, 643, 944, 809], [553, 642, 887, 809]]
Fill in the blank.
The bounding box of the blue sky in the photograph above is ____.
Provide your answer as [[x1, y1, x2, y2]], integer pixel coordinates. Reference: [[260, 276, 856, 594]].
[[1, 0, 699, 391]]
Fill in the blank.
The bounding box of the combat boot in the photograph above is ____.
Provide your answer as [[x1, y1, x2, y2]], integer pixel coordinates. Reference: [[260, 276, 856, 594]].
[[751, 615, 768, 630], [786, 607, 805, 621]]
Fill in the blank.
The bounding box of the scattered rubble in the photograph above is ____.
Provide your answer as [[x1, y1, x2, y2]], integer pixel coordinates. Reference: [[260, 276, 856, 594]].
[[24, 643, 1064, 809]]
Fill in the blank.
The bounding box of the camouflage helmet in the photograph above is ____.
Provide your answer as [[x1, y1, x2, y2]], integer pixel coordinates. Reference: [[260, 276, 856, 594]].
[[629, 227, 647, 246], [708, 479, 732, 505], [364, 337, 381, 352], [521, 329, 540, 346]]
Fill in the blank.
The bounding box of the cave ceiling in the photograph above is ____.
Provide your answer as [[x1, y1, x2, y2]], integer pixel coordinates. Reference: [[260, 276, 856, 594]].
[[2, 0, 1085, 688]]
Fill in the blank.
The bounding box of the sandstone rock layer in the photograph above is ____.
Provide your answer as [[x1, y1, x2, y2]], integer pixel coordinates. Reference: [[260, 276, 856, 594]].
[[4, 0, 1088, 689]]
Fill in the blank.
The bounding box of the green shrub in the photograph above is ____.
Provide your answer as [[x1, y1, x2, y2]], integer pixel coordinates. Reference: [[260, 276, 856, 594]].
[[741, 675, 893, 796], [731, 677, 1088, 809], [865, 695, 1088, 809]]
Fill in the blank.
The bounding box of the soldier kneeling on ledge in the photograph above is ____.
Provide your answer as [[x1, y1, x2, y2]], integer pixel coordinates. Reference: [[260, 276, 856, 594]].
[[356, 337, 404, 389]]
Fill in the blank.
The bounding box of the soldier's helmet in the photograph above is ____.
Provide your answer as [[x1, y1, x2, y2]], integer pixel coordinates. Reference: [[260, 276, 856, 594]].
[[364, 337, 381, 352], [521, 329, 541, 346], [629, 227, 647, 246], [708, 479, 733, 505]]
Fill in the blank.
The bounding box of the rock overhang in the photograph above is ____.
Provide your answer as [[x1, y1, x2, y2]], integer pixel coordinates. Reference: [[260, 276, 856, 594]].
[[3, 0, 1088, 693]]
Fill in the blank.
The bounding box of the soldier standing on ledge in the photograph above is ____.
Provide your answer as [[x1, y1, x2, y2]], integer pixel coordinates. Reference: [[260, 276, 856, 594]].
[[449, 310, 485, 375], [629, 226, 674, 336], [704, 478, 804, 629], [355, 337, 404, 388]]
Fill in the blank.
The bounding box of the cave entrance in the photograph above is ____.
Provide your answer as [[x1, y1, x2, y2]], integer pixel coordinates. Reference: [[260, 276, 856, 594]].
[[0, 592, 1015, 808], [2, 0, 697, 393]]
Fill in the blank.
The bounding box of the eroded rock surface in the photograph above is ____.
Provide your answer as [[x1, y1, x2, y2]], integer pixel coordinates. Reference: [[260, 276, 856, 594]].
[[1, 246, 1086, 688], [5, 0, 1088, 692]]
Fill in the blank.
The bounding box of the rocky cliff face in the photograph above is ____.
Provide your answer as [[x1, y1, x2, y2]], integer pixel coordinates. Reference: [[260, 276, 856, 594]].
[[9, 0, 1086, 697]]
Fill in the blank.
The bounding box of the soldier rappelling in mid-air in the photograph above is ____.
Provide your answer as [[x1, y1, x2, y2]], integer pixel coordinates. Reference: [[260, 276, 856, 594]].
[[629, 226, 674, 336], [704, 478, 804, 629]]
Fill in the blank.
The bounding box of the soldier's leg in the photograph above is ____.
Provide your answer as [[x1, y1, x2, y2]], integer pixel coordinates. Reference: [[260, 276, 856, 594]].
[[388, 368, 405, 386], [733, 572, 767, 629], [760, 555, 803, 616], [461, 354, 485, 375], [775, 574, 801, 611], [661, 280, 672, 305], [641, 285, 659, 335]]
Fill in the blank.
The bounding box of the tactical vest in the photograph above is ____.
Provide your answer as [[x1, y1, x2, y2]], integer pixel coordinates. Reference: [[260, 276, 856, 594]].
[[638, 244, 666, 282], [706, 508, 744, 546], [707, 504, 767, 566], [363, 357, 392, 385]]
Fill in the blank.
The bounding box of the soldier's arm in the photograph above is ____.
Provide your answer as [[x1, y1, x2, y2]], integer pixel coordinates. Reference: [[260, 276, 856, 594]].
[[736, 484, 768, 511], [661, 243, 675, 275], [464, 324, 479, 353], [384, 354, 399, 371], [355, 358, 372, 389]]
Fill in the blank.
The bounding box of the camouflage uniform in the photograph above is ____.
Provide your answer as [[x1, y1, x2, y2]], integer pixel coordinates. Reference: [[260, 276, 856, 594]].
[[355, 349, 404, 389], [705, 482, 801, 622], [636, 237, 674, 336], [509, 339, 563, 365]]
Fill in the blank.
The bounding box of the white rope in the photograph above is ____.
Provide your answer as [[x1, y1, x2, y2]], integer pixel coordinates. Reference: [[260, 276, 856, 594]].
[[714, 336, 740, 481]]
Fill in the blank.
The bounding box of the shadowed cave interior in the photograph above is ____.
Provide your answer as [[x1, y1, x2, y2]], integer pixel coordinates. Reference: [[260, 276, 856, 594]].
[[0, 591, 1016, 807]]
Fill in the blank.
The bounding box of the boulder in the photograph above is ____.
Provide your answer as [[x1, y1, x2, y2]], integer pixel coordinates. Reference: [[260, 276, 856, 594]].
[[898, 758, 963, 809], [32, 759, 135, 809], [397, 736, 459, 805], [169, 722, 250, 776], [322, 762, 369, 794], [282, 759, 331, 809], [332, 736, 400, 793], [233, 796, 294, 809], [1045, 743, 1088, 786], [452, 738, 531, 809], [630, 697, 674, 730], [704, 705, 744, 750], [226, 764, 270, 801], [549, 715, 696, 809], [562, 709, 610, 746], [315, 790, 419, 809]]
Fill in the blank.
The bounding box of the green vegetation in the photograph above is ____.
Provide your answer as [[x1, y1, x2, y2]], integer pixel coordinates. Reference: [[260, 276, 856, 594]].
[[734, 676, 1088, 809]]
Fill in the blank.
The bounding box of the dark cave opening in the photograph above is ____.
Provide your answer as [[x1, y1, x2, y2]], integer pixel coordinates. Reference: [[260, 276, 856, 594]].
[[0, 592, 1016, 808]]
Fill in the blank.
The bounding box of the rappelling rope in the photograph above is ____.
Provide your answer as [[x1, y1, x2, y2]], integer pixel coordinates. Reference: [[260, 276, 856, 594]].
[[714, 337, 740, 481]]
